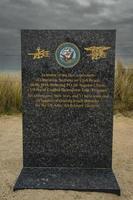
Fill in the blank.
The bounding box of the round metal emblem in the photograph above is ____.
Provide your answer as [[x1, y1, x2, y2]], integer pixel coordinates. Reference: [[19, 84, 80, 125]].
[[55, 42, 80, 68]]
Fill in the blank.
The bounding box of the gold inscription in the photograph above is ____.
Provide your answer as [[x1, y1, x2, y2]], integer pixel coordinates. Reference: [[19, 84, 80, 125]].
[[27, 73, 109, 108]]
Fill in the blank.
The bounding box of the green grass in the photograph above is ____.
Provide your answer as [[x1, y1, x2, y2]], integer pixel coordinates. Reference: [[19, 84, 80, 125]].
[[0, 61, 133, 114]]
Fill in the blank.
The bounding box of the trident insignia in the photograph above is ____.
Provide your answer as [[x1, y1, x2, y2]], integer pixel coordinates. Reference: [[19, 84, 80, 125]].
[[84, 46, 111, 60]]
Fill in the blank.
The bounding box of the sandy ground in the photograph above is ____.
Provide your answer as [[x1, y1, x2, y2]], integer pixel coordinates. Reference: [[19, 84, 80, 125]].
[[0, 114, 133, 200]]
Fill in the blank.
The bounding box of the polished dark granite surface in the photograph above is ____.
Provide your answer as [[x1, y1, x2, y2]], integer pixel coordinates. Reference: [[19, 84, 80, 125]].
[[14, 167, 120, 195]]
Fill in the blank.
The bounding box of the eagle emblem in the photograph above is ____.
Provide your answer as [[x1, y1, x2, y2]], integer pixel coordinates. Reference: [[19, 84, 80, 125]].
[[84, 46, 111, 60]]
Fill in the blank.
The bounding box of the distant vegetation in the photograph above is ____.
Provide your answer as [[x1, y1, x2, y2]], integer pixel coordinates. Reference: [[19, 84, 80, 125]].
[[114, 61, 133, 113], [0, 61, 133, 114], [0, 74, 21, 114]]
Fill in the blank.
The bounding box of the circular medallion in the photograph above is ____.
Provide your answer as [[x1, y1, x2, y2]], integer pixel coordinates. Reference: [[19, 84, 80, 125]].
[[55, 42, 80, 68]]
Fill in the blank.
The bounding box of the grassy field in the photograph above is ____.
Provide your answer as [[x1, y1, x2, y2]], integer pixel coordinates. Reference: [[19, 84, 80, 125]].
[[0, 61, 133, 114], [114, 61, 133, 113], [0, 74, 21, 114]]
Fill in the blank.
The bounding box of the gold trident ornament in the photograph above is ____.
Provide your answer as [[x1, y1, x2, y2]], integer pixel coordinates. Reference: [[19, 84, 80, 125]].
[[84, 46, 111, 60], [28, 47, 50, 59]]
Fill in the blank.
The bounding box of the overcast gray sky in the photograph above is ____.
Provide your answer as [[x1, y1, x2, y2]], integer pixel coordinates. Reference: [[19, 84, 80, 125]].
[[0, 0, 133, 71]]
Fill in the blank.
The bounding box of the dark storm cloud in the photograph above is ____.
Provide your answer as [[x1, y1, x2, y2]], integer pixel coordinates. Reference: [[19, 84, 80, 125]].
[[0, 0, 133, 70]]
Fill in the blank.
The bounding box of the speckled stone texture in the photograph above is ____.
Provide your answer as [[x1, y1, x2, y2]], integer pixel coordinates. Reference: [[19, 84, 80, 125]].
[[14, 30, 120, 195], [14, 168, 120, 195]]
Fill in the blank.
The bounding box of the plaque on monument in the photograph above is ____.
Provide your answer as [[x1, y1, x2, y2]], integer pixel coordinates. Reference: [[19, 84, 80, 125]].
[[14, 30, 120, 195]]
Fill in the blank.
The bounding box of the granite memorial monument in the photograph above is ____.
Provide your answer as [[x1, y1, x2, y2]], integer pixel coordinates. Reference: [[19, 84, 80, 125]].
[[14, 30, 120, 195]]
